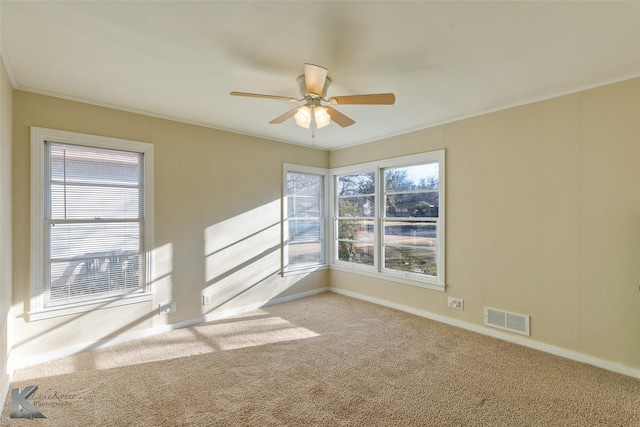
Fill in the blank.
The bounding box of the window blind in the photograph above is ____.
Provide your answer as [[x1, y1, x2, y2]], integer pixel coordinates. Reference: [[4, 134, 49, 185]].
[[44, 142, 144, 306]]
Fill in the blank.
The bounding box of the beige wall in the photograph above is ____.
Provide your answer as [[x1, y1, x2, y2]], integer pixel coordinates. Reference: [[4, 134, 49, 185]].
[[0, 56, 13, 392], [330, 78, 640, 370], [11, 91, 329, 362], [7, 78, 640, 373]]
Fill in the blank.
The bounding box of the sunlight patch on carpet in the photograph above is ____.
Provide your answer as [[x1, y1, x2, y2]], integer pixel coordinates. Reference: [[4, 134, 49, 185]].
[[87, 315, 319, 370], [196, 317, 320, 350]]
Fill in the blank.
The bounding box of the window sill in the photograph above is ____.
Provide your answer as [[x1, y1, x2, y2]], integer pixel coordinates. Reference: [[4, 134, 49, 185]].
[[282, 264, 329, 277], [28, 292, 153, 321], [330, 264, 446, 292]]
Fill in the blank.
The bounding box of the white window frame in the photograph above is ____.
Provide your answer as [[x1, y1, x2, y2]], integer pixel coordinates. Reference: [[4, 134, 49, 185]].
[[282, 164, 329, 275], [332, 166, 379, 273], [330, 150, 445, 291], [30, 127, 154, 320]]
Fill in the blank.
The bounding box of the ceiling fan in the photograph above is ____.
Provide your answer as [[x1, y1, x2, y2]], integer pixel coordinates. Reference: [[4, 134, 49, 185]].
[[230, 63, 395, 132]]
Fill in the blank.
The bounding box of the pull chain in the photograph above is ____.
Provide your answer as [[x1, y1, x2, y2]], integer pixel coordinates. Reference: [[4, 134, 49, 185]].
[[310, 105, 317, 146]]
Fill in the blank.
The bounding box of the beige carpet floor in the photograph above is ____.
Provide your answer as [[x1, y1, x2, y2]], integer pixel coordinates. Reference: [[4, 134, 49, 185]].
[[2, 292, 639, 426]]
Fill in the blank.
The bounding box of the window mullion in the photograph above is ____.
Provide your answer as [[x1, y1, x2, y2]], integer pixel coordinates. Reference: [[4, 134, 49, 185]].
[[374, 168, 382, 273]]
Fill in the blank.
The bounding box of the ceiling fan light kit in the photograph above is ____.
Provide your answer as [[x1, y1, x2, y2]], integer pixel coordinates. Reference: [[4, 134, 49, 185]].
[[293, 105, 312, 128], [231, 63, 396, 139], [294, 104, 331, 129], [313, 106, 331, 128]]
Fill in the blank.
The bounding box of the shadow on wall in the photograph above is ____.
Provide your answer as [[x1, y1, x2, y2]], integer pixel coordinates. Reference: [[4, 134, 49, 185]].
[[203, 200, 308, 314], [13, 199, 313, 370], [11, 241, 175, 370], [11, 289, 160, 372]]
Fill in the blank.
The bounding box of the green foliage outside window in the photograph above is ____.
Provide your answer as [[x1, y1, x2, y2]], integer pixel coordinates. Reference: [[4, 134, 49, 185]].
[[337, 200, 360, 262]]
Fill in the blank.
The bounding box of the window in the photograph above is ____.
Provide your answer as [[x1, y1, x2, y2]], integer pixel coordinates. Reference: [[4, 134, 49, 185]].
[[332, 151, 445, 290], [383, 163, 440, 276], [283, 164, 328, 273], [335, 171, 376, 266], [31, 128, 154, 319]]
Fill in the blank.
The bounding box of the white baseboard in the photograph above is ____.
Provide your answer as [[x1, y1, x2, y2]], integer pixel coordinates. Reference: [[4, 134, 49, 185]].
[[10, 287, 329, 371], [11, 284, 635, 383], [330, 287, 640, 380]]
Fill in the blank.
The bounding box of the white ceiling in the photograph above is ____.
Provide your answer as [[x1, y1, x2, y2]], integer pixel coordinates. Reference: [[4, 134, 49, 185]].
[[2, 1, 639, 150]]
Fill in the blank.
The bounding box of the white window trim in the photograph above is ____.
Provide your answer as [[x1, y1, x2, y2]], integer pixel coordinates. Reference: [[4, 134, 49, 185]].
[[282, 163, 329, 275], [330, 150, 446, 291], [30, 127, 154, 320], [331, 165, 379, 274]]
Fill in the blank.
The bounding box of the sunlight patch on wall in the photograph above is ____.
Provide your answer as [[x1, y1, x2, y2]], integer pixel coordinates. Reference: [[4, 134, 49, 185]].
[[204, 249, 280, 306], [202, 200, 295, 313], [150, 243, 173, 311], [204, 222, 280, 284], [204, 200, 280, 264], [150, 242, 173, 286]]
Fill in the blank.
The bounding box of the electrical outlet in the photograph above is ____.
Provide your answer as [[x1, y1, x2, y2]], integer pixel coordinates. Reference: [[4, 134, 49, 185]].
[[159, 301, 177, 314], [202, 294, 212, 306], [447, 297, 464, 311]]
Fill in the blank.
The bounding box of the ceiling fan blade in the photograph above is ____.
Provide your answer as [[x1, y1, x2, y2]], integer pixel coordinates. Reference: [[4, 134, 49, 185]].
[[304, 63, 328, 97], [269, 107, 299, 124], [325, 106, 355, 127], [328, 93, 396, 105], [230, 92, 298, 102]]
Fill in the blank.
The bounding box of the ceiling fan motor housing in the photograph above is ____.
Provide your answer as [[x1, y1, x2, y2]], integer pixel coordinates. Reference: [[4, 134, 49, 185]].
[[297, 75, 331, 99]]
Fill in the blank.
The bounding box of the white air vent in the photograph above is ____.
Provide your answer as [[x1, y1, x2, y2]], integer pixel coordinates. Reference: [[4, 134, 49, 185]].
[[484, 307, 530, 336]]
